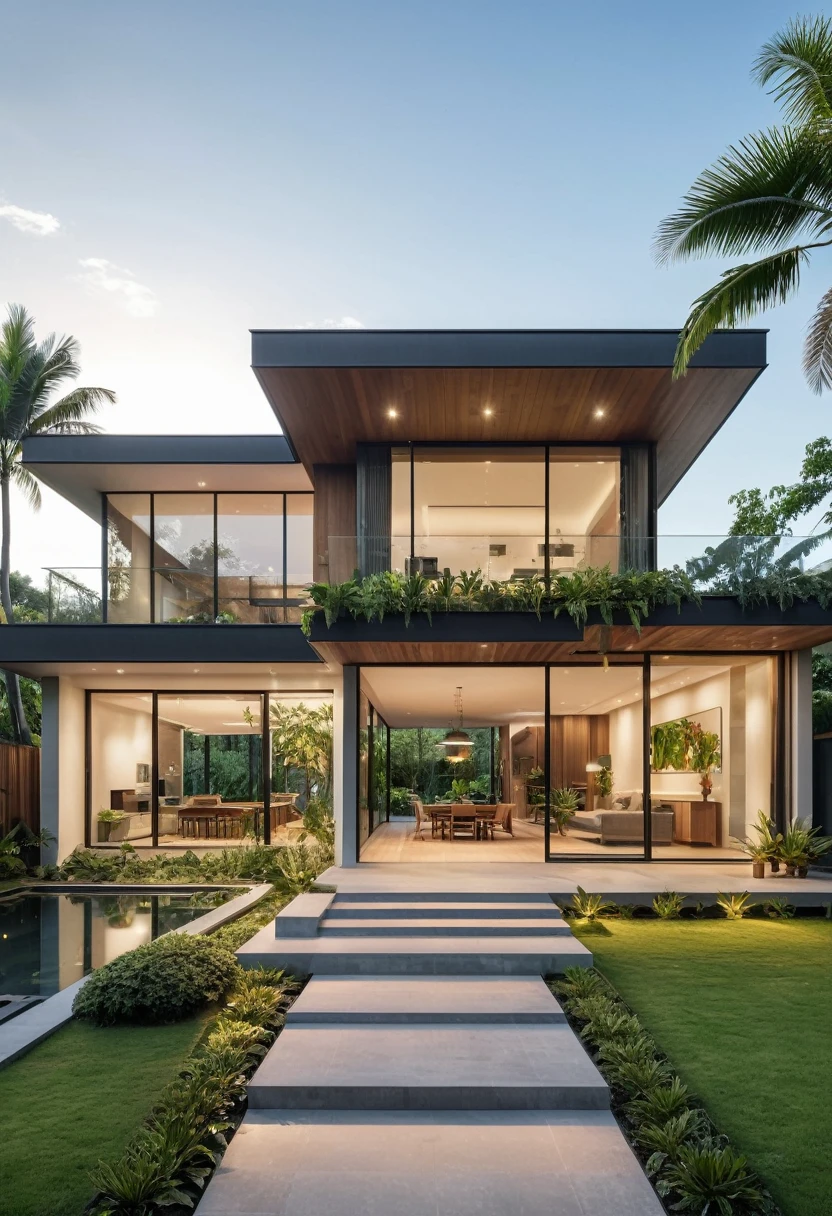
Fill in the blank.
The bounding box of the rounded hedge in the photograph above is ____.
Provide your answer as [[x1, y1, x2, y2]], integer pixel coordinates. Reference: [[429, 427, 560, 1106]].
[[73, 933, 240, 1026]]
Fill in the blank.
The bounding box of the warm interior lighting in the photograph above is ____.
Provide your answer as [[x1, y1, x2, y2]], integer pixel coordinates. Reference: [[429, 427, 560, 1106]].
[[386, 407, 398, 419], [594, 407, 605, 418], [437, 685, 473, 754], [116, 668, 125, 674], [483, 406, 494, 417]]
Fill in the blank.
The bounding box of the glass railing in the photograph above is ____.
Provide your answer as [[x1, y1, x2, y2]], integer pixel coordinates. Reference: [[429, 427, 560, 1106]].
[[29, 568, 311, 624], [323, 533, 832, 591], [20, 533, 832, 624]]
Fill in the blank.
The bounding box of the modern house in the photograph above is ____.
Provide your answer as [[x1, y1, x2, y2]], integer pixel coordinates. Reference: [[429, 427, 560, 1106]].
[[6, 328, 830, 867]]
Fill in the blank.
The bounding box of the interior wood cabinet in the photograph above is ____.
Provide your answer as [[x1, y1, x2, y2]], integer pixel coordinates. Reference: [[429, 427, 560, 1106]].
[[666, 800, 721, 846]]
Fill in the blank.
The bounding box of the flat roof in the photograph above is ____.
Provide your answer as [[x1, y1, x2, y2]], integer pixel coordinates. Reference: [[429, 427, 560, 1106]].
[[251, 328, 767, 503], [21, 434, 311, 518]]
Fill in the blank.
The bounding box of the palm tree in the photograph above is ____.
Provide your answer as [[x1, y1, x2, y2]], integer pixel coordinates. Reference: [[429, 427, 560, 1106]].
[[0, 305, 116, 744], [656, 15, 832, 391]]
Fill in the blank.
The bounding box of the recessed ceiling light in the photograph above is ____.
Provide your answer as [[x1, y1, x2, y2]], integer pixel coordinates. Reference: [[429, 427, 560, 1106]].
[[116, 668, 125, 674], [386, 407, 398, 419], [197, 480, 207, 488], [483, 406, 494, 417], [480, 643, 488, 649], [594, 408, 605, 418], [193, 668, 200, 673]]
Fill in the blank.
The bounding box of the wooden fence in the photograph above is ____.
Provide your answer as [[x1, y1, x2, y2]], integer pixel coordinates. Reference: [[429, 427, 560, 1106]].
[[0, 742, 40, 835]]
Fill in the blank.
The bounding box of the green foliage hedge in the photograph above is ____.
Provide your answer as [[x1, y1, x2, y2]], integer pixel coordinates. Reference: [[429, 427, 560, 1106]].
[[73, 934, 240, 1026]]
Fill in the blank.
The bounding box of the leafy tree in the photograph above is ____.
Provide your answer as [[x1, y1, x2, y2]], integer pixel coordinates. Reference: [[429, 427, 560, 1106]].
[[656, 16, 832, 389], [813, 652, 832, 733], [389, 726, 493, 802], [728, 436, 832, 535], [8, 571, 48, 621], [269, 701, 333, 804], [0, 305, 115, 743]]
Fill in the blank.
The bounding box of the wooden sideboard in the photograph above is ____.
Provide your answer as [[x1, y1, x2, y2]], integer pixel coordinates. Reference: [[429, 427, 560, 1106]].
[[662, 800, 721, 846]]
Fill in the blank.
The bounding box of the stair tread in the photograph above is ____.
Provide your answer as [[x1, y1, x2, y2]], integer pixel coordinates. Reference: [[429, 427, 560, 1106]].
[[287, 975, 564, 1022]]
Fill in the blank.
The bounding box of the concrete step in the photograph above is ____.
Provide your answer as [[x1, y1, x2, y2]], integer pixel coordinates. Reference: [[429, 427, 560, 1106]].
[[238, 923, 592, 976], [326, 899, 563, 919], [198, 1110, 665, 1216], [320, 916, 572, 937], [247, 1023, 609, 1111], [286, 975, 567, 1024]]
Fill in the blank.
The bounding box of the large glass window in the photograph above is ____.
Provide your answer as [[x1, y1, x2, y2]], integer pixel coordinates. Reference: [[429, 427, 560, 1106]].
[[153, 494, 215, 621], [217, 494, 284, 623], [548, 448, 620, 573], [286, 494, 315, 621], [411, 447, 546, 578], [106, 494, 152, 623], [89, 693, 154, 845], [650, 655, 777, 857]]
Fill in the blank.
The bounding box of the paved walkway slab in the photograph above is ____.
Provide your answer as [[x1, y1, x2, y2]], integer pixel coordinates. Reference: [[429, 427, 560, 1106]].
[[320, 915, 572, 936], [198, 1110, 664, 1216], [287, 975, 566, 1024], [247, 1023, 609, 1110], [326, 898, 563, 918]]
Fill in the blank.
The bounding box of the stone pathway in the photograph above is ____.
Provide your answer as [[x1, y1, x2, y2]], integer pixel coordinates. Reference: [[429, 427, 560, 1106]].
[[198, 892, 663, 1215]]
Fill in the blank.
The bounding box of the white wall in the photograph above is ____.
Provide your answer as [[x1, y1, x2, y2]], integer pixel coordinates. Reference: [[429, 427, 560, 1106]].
[[89, 699, 153, 819], [608, 700, 643, 793], [58, 680, 87, 860]]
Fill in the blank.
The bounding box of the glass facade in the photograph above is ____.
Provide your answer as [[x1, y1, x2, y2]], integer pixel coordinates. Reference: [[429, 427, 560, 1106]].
[[88, 689, 333, 848], [101, 491, 312, 623], [389, 444, 623, 579]]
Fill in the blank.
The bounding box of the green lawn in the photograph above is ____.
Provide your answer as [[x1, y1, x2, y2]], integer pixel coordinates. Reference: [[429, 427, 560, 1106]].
[[0, 1015, 209, 1216], [572, 918, 831, 1216]]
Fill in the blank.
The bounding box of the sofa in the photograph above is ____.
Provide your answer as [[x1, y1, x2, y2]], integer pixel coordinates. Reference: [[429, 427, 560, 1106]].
[[571, 789, 676, 845]]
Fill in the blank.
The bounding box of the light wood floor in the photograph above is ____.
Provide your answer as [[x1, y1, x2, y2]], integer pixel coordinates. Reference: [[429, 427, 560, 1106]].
[[360, 817, 744, 863]]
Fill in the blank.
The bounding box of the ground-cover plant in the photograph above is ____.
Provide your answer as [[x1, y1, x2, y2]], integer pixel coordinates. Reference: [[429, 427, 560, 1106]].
[[73, 933, 240, 1026], [716, 891, 752, 920], [562, 885, 615, 921], [652, 890, 684, 919], [763, 897, 795, 920], [551, 964, 777, 1214], [86, 967, 298, 1216]]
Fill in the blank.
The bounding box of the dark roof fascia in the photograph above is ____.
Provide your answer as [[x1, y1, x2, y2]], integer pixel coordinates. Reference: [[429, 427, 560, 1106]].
[[251, 329, 768, 371], [20, 434, 298, 467], [0, 624, 318, 670]]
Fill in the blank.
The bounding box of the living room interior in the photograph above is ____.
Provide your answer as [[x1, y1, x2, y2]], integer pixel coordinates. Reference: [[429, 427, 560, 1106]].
[[358, 658, 776, 862]]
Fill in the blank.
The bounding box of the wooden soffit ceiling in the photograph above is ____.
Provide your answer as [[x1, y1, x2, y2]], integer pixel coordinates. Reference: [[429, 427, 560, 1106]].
[[251, 330, 767, 503]]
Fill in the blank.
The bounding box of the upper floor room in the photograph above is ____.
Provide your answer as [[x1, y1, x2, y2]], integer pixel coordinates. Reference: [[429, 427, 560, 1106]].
[[20, 328, 768, 624]]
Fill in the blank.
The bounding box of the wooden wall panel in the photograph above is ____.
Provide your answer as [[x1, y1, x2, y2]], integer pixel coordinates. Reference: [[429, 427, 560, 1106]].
[[0, 742, 40, 834], [312, 464, 356, 584]]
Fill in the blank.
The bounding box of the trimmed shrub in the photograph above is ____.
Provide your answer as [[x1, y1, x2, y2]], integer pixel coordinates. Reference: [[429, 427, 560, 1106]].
[[73, 933, 240, 1025]]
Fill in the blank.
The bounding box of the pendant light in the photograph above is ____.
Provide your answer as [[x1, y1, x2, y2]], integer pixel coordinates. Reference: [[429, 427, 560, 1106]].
[[438, 686, 473, 762]]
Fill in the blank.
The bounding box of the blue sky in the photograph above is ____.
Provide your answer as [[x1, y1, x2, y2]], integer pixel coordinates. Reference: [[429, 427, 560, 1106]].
[[2, 0, 830, 578]]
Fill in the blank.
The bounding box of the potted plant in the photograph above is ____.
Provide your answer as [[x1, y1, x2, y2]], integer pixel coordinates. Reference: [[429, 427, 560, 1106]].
[[596, 765, 614, 810], [740, 839, 769, 880], [690, 725, 721, 801], [778, 821, 810, 877], [551, 787, 580, 835], [97, 809, 127, 843], [742, 811, 782, 877]]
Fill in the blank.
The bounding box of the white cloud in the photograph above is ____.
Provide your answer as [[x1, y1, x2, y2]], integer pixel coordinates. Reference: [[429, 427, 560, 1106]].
[[295, 316, 365, 329], [77, 257, 157, 318], [0, 203, 61, 236]]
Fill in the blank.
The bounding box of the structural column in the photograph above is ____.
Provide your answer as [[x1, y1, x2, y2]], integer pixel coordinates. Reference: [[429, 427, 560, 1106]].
[[40, 676, 60, 867], [791, 648, 813, 824], [337, 665, 359, 866]]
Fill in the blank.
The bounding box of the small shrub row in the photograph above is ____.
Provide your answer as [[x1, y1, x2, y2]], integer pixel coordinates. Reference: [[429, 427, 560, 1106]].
[[44, 837, 333, 893], [551, 967, 780, 1215], [558, 886, 825, 922], [85, 967, 298, 1215]]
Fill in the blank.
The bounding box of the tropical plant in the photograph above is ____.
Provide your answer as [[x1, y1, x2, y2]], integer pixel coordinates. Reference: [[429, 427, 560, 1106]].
[[616, 902, 638, 919], [596, 765, 614, 798], [656, 1143, 764, 1215], [300, 797, 335, 853], [551, 786, 580, 833], [551, 965, 606, 1002], [608, 1056, 673, 1098], [652, 890, 685, 919], [715, 891, 752, 920], [0, 305, 115, 743], [763, 896, 796, 919], [72, 933, 239, 1025], [270, 841, 327, 895], [268, 700, 333, 803], [566, 885, 615, 921], [656, 15, 832, 396], [627, 1076, 692, 1126], [636, 1110, 709, 1177], [450, 778, 470, 799]]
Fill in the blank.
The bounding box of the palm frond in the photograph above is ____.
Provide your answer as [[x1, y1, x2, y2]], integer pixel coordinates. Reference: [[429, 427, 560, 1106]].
[[11, 464, 42, 512], [673, 246, 807, 378], [31, 387, 115, 434], [803, 285, 832, 393], [655, 127, 832, 264], [753, 15, 832, 126]]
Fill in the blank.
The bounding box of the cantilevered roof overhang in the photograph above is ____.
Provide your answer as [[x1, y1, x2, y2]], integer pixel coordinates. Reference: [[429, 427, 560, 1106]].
[[251, 328, 767, 503], [20, 434, 312, 520]]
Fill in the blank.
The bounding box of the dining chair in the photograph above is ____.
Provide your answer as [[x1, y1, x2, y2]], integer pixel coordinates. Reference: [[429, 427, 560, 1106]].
[[449, 803, 476, 841]]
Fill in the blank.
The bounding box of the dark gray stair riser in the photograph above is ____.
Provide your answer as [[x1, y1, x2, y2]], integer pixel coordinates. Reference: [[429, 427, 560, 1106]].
[[247, 1085, 609, 1111], [325, 907, 563, 920], [241, 951, 591, 976], [319, 924, 570, 937]]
